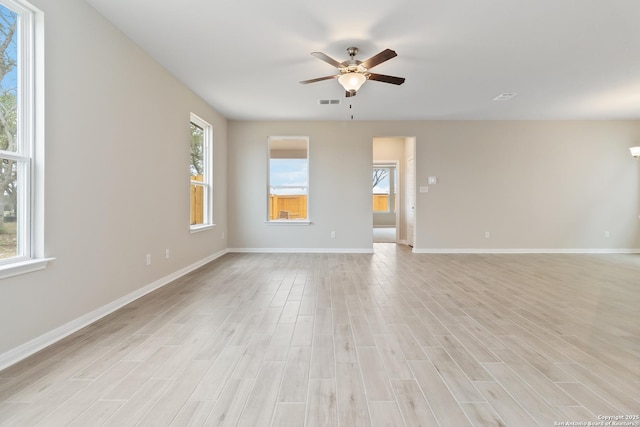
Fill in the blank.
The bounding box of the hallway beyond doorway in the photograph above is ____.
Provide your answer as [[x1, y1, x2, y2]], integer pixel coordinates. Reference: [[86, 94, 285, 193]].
[[373, 227, 396, 243]]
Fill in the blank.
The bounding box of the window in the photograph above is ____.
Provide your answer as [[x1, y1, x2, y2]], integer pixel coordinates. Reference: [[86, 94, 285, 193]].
[[189, 114, 213, 230], [268, 137, 309, 222], [372, 166, 397, 213], [0, 0, 47, 278]]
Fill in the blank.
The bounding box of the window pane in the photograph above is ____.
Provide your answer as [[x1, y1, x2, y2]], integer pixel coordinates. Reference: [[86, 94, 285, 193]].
[[190, 122, 205, 225], [372, 168, 390, 212], [190, 122, 204, 182], [0, 5, 18, 153], [0, 157, 17, 258], [0, 4, 18, 257], [190, 182, 204, 225]]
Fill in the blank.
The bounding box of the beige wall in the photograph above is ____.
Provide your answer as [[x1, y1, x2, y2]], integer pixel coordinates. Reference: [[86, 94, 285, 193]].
[[228, 120, 640, 252], [228, 121, 373, 251], [415, 121, 640, 251], [0, 0, 228, 358]]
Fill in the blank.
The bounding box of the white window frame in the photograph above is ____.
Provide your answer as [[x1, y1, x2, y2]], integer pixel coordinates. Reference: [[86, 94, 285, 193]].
[[0, 0, 51, 279], [189, 113, 214, 232], [266, 136, 311, 225]]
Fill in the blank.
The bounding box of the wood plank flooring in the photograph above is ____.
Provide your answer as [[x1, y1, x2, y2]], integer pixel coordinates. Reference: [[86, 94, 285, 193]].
[[1, 244, 639, 426]]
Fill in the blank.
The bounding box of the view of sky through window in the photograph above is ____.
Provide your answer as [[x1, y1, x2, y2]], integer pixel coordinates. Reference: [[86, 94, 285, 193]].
[[269, 159, 308, 195], [374, 174, 390, 194], [0, 5, 17, 91]]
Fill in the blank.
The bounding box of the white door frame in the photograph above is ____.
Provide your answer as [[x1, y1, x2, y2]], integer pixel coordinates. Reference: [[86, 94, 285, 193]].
[[406, 156, 416, 248]]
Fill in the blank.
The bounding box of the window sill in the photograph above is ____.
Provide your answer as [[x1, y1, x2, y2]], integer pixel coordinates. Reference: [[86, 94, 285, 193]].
[[265, 220, 312, 226], [0, 257, 55, 280], [190, 224, 216, 234]]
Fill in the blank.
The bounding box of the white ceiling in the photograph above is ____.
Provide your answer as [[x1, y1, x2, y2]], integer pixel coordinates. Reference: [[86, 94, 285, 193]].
[[85, 0, 640, 121]]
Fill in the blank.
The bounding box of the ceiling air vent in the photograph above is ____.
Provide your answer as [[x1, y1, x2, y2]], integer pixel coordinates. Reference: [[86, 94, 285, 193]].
[[318, 99, 341, 105], [493, 93, 518, 101]]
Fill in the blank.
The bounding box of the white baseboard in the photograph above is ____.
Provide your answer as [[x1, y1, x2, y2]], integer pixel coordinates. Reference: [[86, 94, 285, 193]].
[[0, 249, 229, 372], [412, 248, 640, 254], [228, 248, 374, 254]]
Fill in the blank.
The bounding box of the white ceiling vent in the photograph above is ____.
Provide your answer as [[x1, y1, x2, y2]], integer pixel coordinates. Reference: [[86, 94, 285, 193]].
[[493, 93, 518, 101], [318, 99, 341, 105]]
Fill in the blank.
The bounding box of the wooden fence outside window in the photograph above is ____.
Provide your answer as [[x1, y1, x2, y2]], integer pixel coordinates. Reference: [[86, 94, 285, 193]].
[[190, 175, 204, 225], [269, 195, 307, 220]]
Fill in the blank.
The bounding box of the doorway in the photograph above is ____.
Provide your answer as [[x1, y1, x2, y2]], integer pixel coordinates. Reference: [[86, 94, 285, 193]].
[[372, 137, 416, 247]]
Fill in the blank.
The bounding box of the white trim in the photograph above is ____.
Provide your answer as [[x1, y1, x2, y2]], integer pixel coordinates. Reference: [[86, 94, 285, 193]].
[[229, 248, 374, 254], [0, 257, 54, 279], [190, 223, 216, 233], [0, 249, 228, 371], [18, 0, 35, 261], [412, 248, 640, 254]]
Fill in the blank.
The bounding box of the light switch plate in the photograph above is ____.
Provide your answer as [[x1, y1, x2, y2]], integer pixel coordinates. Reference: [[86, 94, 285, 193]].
[[419, 186, 429, 193], [428, 176, 437, 184]]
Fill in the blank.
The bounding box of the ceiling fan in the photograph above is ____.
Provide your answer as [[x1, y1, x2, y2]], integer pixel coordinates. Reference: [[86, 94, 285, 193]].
[[300, 47, 405, 97]]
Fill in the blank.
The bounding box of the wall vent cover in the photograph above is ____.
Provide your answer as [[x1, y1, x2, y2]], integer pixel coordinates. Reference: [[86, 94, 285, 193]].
[[318, 99, 341, 105]]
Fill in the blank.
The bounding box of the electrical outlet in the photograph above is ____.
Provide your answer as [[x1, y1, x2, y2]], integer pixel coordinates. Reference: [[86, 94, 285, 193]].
[[165, 249, 170, 259], [485, 231, 490, 239], [330, 231, 336, 238], [604, 231, 610, 238], [221, 231, 225, 240], [146, 254, 151, 265]]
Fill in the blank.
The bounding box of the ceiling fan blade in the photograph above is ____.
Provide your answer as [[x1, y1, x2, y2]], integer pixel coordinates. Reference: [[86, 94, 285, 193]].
[[361, 48, 397, 69], [367, 73, 405, 85], [299, 75, 339, 84], [311, 52, 343, 68]]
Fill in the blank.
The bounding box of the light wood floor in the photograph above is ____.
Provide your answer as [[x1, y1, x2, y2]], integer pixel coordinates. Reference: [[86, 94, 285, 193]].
[[1, 245, 639, 426]]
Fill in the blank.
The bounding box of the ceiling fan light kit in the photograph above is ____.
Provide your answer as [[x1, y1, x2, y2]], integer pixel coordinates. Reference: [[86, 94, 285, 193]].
[[338, 72, 366, 92], [301, 46, 405, 97]]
